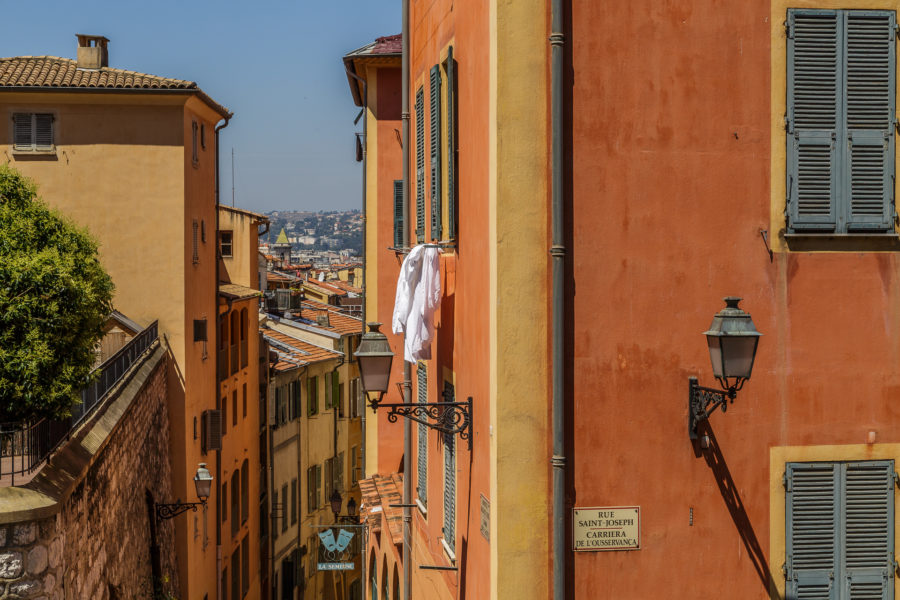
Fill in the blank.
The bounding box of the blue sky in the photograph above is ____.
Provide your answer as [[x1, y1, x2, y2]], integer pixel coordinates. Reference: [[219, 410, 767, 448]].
[[0, 0, 400, 213]]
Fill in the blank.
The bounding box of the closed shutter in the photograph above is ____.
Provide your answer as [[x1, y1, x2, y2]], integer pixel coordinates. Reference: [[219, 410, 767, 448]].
[[786, 461, 895, 600], [786, 462, 839, 599], [417, 363, 428, 505], [394, 180, 405, 248], [13, 113, 31, 149], [416, 87, 426, 243], [325, 372, 332, 409], [308, 377, 317, 416], [316, 465, 322, 510], [307, 467, 315, 513], [430, 64, 443, 240], [446, 46, 457, 239], [845, 12, 895, 231], [33, 114, 52, 150], [787, 10, 840, 231], [442, 381, 456, 543], [842, 461, 894, 599], [204, 409, 222, 452]]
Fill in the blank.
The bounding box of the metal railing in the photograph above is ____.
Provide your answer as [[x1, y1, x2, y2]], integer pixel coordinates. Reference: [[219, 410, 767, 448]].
[[0, 320, 159, 486]]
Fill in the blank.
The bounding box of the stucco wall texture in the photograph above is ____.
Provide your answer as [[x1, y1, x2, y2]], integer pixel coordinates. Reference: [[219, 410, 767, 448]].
[[568, 0, 900, 598], [0, 349, 177, 600]]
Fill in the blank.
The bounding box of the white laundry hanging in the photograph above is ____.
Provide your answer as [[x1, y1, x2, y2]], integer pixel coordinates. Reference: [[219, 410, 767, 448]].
[[392, 244, 441, 363]]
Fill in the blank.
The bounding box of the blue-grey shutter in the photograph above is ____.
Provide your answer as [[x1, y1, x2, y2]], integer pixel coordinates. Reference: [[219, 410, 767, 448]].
[[787, 10, 840, 232], [394, 180, 405, 248], [842, 461, 894, 599], [786, 462, 839, 600], [417, 363, 428, 506], [34, 114, 52, 150], [442, 381, 456, 543], [845, 12, 895, 232], [415, 87, 426, 243], [430, 65, 442, 240], [13, 113, 31, 149], [446, 47, 457, 239]]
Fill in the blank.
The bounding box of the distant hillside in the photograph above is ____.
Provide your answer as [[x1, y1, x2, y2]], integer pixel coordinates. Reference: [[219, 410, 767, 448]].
[[262, 209, 362, 254]]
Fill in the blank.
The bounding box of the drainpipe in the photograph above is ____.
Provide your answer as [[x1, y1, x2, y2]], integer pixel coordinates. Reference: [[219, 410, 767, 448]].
[[549, 2, 566, 600], [344, 63, 370, 600], [401, 1, 412, 599], [215, 115, 230, 600]]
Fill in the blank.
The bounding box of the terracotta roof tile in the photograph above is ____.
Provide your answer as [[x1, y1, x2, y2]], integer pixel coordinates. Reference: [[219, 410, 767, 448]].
[[359, 473, 403, 545], [299, 301, 362, 336], [0, 56, 230, 116], [262, 326, 341, 371]]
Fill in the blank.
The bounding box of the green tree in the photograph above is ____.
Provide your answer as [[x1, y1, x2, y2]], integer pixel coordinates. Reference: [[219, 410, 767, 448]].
[[0, 165, 114, 422]]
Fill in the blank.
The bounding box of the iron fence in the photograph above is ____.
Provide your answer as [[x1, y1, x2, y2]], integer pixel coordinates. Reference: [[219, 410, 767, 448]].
[[0, 320, 158, 486]]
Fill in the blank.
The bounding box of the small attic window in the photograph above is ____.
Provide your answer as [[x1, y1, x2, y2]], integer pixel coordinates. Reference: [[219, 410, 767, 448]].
[[13, 113, 54, 152]]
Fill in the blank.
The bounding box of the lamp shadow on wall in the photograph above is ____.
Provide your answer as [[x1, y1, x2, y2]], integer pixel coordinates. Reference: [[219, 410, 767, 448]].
[[693, 421, 781, 600]]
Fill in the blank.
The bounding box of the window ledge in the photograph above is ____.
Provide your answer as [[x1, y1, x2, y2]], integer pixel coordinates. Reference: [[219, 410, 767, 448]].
[[440, 537, 456, 563], [784, 232, 900, 252], [415, 498, 427, 517]]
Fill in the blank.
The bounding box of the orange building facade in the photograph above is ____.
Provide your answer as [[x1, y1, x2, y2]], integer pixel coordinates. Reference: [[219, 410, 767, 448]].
[[349, 0, 900, 598]]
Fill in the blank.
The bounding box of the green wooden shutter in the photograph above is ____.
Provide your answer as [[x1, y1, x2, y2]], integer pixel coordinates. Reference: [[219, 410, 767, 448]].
[[308, 377, 317, 416], [307, 467, 314, 513], [430, 64, 443, 240], [787, 9, 841, 232], [393, 180, 405, 248], [415, 87, 426, 243], [332, 371, 340, 410], [842, 461, 894, 599], [845, 11, 895, 232], [417, 363, 428, 506], [446, 46, 457, 239], [442, 381, 456, 543], [786, 462, 839, 600]]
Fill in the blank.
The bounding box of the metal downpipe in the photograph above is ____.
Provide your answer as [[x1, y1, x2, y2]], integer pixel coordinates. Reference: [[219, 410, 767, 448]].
[[401, 0, 413, 598], [550, 0, 567, 599]]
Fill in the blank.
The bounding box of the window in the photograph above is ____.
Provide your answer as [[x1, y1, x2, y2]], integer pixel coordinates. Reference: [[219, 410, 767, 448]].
[[191, 120, 199, 165], [393, 180, 405, 248], [325, 372, 333, 410], [291, 381, 301, 420], [338, 381, 345, 418], [281, 483, 288, 532], [241, 536, 249, 598], [232, 390, 238, 427], [291, 478, 298, 525], [272, 488, 278, 541], [231, 548, 240, 600], [220, 231, 234, 258], [417, 363, 428, 507], [13, 113, 53, 152], [442, 381, 456, 544], [325, 457, 333, 501], [786, 9, 896, 233], [415, 86, 426, 243], [231, 470, 240, 536], [240, 309, 248, 369], [430, 64, 442, 241], [446, 46, 458, 239], [307, 464, 322, 513], [222, 481, 228, 525], [192, 219, 200, 264], [351, 445, 359, 486], [308, 376, 319, 416], [785, 460, 894, 598], [350, 377, 361, 419], [193, 319, 207, 342], [241, 460, 249, 524], [201, 409, 222, 453], [242, 383, 247, 418]]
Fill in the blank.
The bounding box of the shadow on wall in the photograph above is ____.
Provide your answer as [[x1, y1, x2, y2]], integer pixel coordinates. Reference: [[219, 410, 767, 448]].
[[693, 421, 781, 600]]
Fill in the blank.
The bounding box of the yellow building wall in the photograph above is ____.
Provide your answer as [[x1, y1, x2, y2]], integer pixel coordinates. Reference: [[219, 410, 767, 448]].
[[220, 207, 265, 289], [1, 91, 226, 599]]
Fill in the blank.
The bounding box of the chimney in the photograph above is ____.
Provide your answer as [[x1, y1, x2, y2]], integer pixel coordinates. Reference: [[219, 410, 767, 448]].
[[76, 34, 109, 70], [316, 313, 331, 327]]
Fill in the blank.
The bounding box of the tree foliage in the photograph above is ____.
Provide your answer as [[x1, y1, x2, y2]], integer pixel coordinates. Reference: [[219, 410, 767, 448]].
[[0, 165, 114, 422]]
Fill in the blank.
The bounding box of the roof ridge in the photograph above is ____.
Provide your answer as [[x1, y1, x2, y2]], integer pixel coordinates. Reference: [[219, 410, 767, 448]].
[[262, 324, 341, 355]]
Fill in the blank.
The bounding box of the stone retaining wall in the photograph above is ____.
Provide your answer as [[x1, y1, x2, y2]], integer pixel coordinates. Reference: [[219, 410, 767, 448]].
[[0, 345, 178, 599]]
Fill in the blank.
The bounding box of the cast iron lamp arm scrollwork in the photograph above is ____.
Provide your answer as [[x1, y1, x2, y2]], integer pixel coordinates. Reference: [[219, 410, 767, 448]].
[[371, 395, 473, 451], [155, 500, 206, 521]]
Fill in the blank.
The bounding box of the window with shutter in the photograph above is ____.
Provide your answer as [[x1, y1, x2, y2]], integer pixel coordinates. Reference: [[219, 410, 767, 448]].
[[316, 464, 322, 510], [394, 180, 405, 248], [325, 372, 333, 409], [231, 549, 240, 600], [446, 46, 458, 240], [203, 409, 222, 452], [307, 467, 315, 513], [787, 9, 896, 233], [13, 113, 54, 152], [442, 381, 456, 544], [241, 460, 249, 524], [416, 87, 426, 242], [333, 371, 340, 412], [785, 460, 895, 600], [308, 376, 318, 416], [232, 471, 241, 536], [291, 478, 297, 525], [430, 65, 443, 241], [417, 363, 428, 507]]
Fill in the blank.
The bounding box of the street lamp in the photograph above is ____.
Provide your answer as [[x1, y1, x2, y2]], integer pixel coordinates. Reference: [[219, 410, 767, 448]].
[[689, 297, 762, 440], [156, 463, 214, 521], [355, 322, 394, 407], [330, 489, 360, 524], [354, 322, 473, 449]]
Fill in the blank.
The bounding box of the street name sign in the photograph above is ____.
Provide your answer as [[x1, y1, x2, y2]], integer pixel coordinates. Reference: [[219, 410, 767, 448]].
[[573, 506, 640, 552]]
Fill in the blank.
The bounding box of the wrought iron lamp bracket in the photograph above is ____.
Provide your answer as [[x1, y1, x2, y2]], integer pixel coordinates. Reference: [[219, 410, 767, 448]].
[[156, 500, 206, 521], [689, 376, 739, 440], [370, 395, 473, 450]]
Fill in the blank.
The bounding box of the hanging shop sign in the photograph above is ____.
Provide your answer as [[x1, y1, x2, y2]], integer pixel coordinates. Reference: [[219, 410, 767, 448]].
[[317, 528, 356, 570], [573, 506, 640, 552]]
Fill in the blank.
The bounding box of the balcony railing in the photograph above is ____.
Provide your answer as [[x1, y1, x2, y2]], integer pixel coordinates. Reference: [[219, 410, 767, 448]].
[[0, 320, 159, 486]]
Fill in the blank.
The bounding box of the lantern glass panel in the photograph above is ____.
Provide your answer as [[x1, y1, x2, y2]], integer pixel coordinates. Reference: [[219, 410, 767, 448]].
[[706, 336, 724, 379], [359, 355, 393, 394], [195, 473, 212, 500], [719, 336, 758, 379]]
